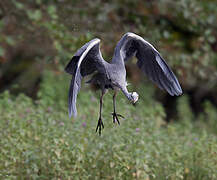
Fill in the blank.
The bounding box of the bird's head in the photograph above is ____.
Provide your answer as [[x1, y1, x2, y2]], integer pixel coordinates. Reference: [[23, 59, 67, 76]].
[[129, 92, 139, 104]]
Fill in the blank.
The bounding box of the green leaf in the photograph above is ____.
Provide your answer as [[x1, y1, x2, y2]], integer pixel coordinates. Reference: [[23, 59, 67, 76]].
[[6, 36, 15, 46], [47, 5, 58, 20], [27, 10, 42, 21], [13, 0, 24, 9]]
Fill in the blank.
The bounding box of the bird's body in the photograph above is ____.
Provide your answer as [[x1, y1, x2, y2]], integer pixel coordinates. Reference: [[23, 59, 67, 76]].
[[65, 32, 182, 135], [88, 64, 126, 90]]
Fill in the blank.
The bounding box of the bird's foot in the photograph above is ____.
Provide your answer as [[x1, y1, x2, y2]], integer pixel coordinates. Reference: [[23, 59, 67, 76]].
[[96, 117, 104, 135], [112, 112, 124, 125]]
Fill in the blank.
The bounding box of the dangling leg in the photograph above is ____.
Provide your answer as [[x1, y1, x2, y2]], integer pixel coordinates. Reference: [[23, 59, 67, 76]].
[[112, 91, 124, 125], [96, 91, 105, 135]]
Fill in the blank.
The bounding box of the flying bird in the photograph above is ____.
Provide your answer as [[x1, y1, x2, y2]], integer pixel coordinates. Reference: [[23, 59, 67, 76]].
[[65, 32, 182, 135]]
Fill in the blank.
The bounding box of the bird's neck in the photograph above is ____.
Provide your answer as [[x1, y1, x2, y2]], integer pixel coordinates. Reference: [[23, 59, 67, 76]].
[[120, 86, 131, 101]]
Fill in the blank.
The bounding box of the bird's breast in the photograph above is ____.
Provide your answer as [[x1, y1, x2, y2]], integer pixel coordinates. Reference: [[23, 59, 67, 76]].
[[104, 78, 120, 91]]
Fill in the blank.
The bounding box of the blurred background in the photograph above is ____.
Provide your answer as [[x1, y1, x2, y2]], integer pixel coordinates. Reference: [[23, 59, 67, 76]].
[[0, 0, 217, 179], [0, 0, 216, 120]]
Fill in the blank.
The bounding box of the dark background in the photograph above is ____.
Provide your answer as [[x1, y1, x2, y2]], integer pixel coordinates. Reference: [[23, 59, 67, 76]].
[[0, 0, 216, 121]]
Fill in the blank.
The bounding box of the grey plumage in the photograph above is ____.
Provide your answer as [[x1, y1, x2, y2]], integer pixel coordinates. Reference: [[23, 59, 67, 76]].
[[65, 32, 182, 134]]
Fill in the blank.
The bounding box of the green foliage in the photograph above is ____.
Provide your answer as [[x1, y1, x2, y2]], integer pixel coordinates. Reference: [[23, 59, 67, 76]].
[[0, 0, 217, 101], [0, 71, 217, 179], [27, 9, 42, 21], [0, 47, 5, 56], [0, 0, 217, 179]]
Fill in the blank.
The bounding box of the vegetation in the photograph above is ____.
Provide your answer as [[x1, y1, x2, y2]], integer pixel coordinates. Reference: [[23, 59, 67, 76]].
[[0, 71, 217, 179], [0, 0, 217, 179]]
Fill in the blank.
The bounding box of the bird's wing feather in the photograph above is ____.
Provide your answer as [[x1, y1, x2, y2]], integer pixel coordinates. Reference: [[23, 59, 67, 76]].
[[113, 32, 182, 96], [65, 38, 107, 117]]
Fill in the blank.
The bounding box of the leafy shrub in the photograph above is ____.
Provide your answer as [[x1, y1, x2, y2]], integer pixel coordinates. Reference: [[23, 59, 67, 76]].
[[0, 71, 216, 179]]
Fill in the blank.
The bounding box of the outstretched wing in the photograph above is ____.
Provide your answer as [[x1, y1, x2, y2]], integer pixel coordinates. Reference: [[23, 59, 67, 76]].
[[65, 38, 107, 117], [112, 32, 182, 96]]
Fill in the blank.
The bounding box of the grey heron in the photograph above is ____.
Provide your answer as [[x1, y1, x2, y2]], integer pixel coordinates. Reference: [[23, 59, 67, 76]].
[[65, 32, 182, 135]]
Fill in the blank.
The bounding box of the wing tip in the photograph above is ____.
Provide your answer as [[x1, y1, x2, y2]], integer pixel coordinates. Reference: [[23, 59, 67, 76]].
[[68, 109, 77, 118], [176, 88, 183, 96], [172, 87, 183, 96], [173, 81, 183, 96]]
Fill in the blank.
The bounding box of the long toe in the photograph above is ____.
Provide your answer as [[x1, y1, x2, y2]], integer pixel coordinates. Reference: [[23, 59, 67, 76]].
[[96, 118, 104, 135], [116, 113, 125, 119], [96, 120, 100, 133], [112, 113, 116, 123], [96, 123, 99, 133], [115, 116, 120, 125], [113, 116, 117, 124], [112, 113, 120, 125], [100, 118, 104, 129], [96, 123, 101, 135]]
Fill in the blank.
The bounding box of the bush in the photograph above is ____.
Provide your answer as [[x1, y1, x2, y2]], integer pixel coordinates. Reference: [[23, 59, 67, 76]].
[[0, 71, 216, 179]]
